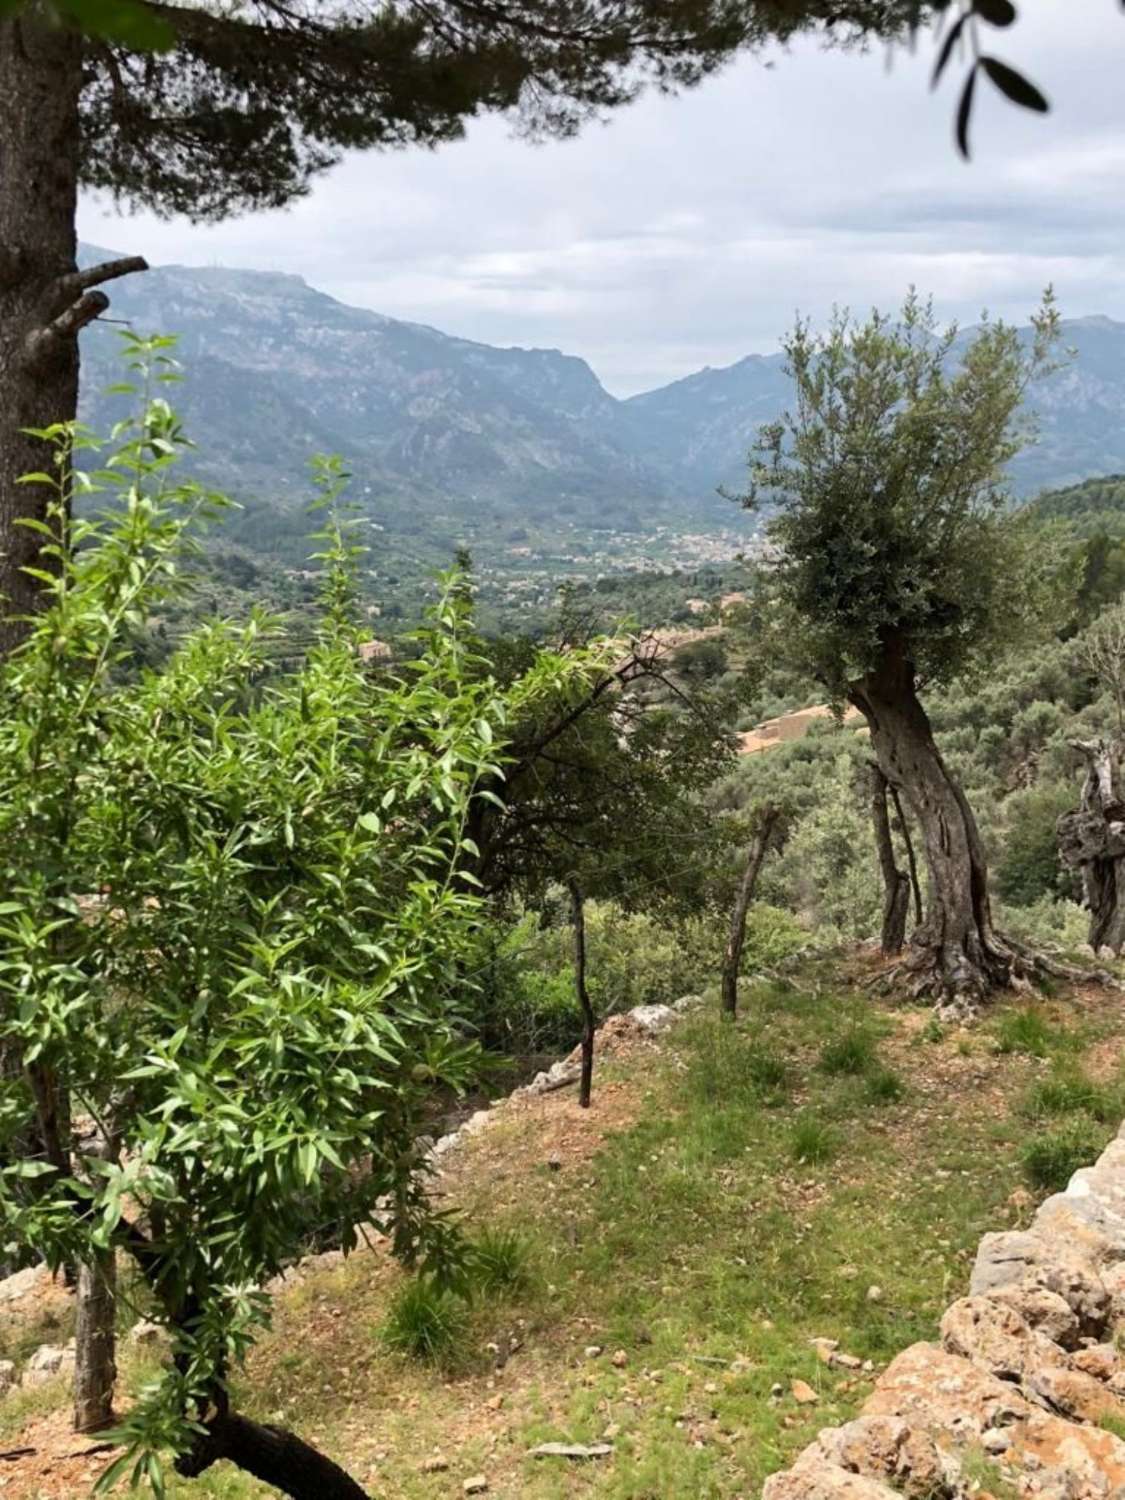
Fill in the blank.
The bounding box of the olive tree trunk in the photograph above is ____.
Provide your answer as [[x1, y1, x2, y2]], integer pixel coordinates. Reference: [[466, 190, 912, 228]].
[[1058, 739, 1125, 954], [721, 808, 781, 1018], [849, 639, 1015, 1008], [567, 879, 595, 1108], [870, 764, 910, 957], [0, 17, 145, 653], [176, 1411, 372, 1499]]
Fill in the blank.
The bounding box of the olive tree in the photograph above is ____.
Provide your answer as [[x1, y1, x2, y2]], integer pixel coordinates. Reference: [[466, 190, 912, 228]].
[[741, 290, 1072, 1008]]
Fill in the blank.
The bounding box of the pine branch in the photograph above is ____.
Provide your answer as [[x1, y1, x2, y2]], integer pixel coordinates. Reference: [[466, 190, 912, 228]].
[[56, 255, 148, 298], [24, 292, 110, 365]]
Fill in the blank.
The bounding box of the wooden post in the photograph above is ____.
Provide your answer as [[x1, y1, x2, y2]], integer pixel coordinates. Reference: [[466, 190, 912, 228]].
[[568, 879, 595, 1108], [721, 808, 780, 1019]]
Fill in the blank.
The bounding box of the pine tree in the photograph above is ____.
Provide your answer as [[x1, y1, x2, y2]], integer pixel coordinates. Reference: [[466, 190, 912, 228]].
[[0, 0, 926, 650]]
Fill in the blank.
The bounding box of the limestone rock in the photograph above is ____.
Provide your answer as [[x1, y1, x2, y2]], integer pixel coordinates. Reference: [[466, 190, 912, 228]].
[[803, 1415, 956, 1498], [22, 1342, 76, 1388], [129, 1318, 165, 1345], [462, 1476, 488, 1494], [985, 1283, 1081, 1349], [971, 1230, 1110, 1338], [864, 1343, 1030, 1442], [629, 1004, 676, 1033], [762, 1460, 903, 1499], [0, 1264, 48, 1304]]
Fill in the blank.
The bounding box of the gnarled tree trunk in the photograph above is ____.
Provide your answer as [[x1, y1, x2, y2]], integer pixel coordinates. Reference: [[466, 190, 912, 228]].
[[176, 1410, 371, 1498], [849, 638, 1017, 1010], [870, 764, 910, 956], [0, 17, 145, 653], [1058, 739, 1125, 954]]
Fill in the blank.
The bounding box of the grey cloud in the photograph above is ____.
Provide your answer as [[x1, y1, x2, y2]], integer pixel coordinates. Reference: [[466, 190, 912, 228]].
[[78, 6, 1125, 396]]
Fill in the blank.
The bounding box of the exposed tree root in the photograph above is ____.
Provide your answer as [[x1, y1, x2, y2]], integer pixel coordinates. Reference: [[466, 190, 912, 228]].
[[864, 932, 1120, 1020]]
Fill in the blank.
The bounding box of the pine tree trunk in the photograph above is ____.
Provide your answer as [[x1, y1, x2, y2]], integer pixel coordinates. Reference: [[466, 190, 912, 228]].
[[0, 14, 83, 652], [1058, 739, 1125, 954], [176, 1410, 372, 1498], [568, 879, 595, 1108], [721, 810, 780, 1018], [0, 21, 145, 654], [73, 1251, 116, 1432], [870, 764, 910, 957], [850, 638, 1012, 1009]]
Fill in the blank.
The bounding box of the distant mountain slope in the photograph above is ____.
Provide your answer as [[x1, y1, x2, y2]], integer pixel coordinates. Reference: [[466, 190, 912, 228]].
[[77, 248, 1125, 563]]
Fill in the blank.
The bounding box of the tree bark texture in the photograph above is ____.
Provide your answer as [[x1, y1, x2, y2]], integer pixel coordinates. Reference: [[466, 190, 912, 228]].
[[721, 809, 781, 1018], [73, 1250, 116, 1432], [1058, 739, 1125, 954], [870, 765, 910, 957], [0, 14, 83, 652], [568, 879, 595, 1108], [849, 638, 1013, 1007], [176, 1410, 372, 1499], [0, 21, 146, 653]]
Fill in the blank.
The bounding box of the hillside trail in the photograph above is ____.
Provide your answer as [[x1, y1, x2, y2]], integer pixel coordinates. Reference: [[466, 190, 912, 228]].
[[0, 969, 1123, 1498]]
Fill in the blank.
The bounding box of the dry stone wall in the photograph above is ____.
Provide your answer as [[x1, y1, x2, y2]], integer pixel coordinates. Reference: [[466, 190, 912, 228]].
[[763, 1127, 1125, 1499]]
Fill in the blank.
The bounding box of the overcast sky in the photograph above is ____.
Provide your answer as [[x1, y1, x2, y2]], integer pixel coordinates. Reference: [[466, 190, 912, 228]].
[[78, 7, 1125, 396]]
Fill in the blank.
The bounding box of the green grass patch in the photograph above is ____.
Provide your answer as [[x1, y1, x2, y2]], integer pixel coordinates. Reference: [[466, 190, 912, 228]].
[[380, 1277, 469, 1364], [864, 1066, 905, 1105], [1021, 1117, 1106, 1191], [819, 1027, 878, 1077], [467, 1227, 534, 1298], [790, 1112, 837, 1165], [1023, 1066, 1123, 1124], [995, 1005, 1057, 1058]]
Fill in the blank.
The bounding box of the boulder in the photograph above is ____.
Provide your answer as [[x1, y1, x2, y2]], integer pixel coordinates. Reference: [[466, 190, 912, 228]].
[[22, 1342, 76, 1387], [864, 1343, 1030, 1443], [985, 1282, 1081, 1349], [971, 1229, 1110, 1338], [629, 1004, 676, 1033], [801, 1416, 956, 1499], [0, 1263, 48, 1305], [762, 1459, 903, 1499]]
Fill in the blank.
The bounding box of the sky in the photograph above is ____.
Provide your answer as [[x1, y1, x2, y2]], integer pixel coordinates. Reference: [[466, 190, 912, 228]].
[[78, 7, 1125, 397]]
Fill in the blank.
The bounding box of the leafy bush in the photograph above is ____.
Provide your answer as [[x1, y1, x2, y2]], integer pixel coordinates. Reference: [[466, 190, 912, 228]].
[[381, 1278, 469, 1363], [1021, 1118, 1104, 1191], [995, 781, 1078, 907], [995, 897, 1090, 953]]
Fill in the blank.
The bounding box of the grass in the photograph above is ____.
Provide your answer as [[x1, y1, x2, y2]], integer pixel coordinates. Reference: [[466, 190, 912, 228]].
[[790, 1112, 838, 1164], [995, 1005, 1058, 1058], [467, 1227, 534, 1298], [13, 970, 1125, 1500], [818, 1026, 877, 1076], [380, 1277, 469, 1364], [959, 1445, 1022, 1500], [1023, 1065, 1124, 1124], [1021, 1116, 1108, 1191]]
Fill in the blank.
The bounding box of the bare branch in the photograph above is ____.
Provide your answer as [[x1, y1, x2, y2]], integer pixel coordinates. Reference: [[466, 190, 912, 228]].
[[25, 292, 110, 365], [57, 255, 148, 298]]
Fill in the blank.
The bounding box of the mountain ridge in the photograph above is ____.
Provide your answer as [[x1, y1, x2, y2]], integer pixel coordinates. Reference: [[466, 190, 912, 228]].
[[77, 248, 1125, 564]]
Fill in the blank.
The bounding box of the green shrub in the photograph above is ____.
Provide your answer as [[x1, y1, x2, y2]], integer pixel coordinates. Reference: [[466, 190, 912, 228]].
[[381, 1278, 469, 1363], [995, 780, 1077, 907], [791, 1114, 837, 1166], [1021, 1118, 1104, 1191], [996, 1006, 1055, 1058], [468, 1228, 533, 1298], [819, 1027, 877, 1076], [864, 1066, 905, 1105]]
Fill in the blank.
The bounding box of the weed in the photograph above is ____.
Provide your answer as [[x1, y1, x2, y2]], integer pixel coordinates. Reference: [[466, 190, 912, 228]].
[[919, 1016, 945, 1045], [1100, 1412, 1125, 1443], [864, 1066, 905, 1105], [790, 1113, 837, 1166], [1021, 1117, 1104, 1191], [996, 1006, 1054, 1058], [747, 1046, 791, 1103], [959, 1445, 1021, 1500], [468, 1227, 534, 1298], [819, 1027, 877, 1077], [381, 1277, 468, 1363]]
